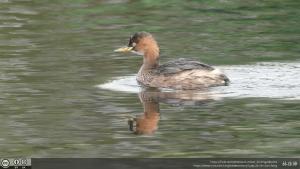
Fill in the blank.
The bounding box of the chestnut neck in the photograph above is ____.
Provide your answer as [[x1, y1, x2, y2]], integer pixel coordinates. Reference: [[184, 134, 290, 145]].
[[142, 43, 160, 70], [143, 54, 159, 69]]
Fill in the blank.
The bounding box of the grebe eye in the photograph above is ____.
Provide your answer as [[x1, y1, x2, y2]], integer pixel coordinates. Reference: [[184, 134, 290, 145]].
[[132, 42, 136, 47]]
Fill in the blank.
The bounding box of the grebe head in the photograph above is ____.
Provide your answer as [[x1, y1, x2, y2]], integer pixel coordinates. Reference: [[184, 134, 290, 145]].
[[115, 32, 160, 68], [114, 32, 159, 56]]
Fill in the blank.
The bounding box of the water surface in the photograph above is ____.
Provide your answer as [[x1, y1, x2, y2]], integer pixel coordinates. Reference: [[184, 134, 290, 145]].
[[0, 0, 299, 157]]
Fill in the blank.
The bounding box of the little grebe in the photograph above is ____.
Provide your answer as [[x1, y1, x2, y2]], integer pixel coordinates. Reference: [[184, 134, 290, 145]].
[[115, 32, 229, 90]]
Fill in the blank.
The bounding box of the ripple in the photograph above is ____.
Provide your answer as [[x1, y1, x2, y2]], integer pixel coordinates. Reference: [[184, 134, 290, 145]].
[[0, 22, 24, 28], [98, 76, 140, 93], [2, 6, 38, 15], [97, 62, 300, 100]]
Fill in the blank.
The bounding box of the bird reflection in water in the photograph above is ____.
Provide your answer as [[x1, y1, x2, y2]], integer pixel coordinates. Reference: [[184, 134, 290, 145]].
[[128, 88, 218, 135]]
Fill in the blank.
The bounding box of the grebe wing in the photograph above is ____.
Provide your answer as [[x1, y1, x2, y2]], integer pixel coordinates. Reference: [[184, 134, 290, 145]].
[[154, 58, 215, 75]]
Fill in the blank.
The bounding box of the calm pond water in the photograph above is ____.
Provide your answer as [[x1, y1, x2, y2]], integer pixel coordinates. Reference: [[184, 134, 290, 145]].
[[0, 0, 299, 157]]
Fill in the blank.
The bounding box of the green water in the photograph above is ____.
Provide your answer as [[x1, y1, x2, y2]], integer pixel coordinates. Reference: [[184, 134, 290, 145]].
[[0, 0, 299, 157]]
